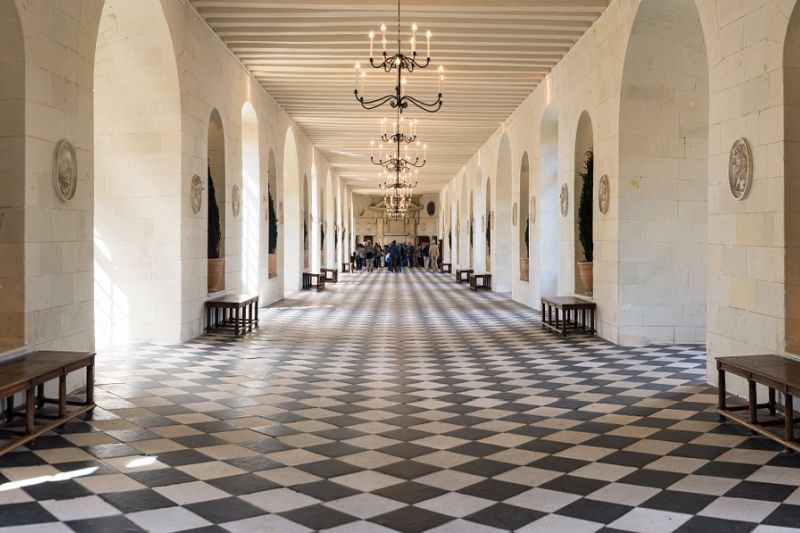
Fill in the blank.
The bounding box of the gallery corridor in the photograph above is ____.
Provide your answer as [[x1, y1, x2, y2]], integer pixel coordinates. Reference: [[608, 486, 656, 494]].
[[1, 272, 799, 532]]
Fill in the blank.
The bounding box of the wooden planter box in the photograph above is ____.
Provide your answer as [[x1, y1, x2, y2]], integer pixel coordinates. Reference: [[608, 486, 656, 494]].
[[268, 253, 277, 279], [520, 257, 529, 282]]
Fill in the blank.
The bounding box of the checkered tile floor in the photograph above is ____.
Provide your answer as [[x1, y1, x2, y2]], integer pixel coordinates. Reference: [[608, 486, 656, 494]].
[[2, 269, 800, 532]]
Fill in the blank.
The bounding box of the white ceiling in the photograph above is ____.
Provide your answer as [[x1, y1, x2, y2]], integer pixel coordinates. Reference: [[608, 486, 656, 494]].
[[190, 0, 609, 193]]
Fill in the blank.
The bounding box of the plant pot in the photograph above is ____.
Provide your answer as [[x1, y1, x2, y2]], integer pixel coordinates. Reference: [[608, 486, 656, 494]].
[[208, 258, 225, 293], [520, 257, 529, 282], [577, 260, 593, 296], [268, 254, 277, 279]]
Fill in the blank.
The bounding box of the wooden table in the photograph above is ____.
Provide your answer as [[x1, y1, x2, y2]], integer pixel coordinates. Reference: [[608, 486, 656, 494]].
[[441, 263, 452, 273], [1, 351, 95, 456], [456, 269, 473, 283], [469, 273, 492, 290], [540, 296, 596, 337], [205, 294, 259, 336], [321, 268, 338, 283], [302, 272, 325, 291], [717, 354, 800, 451], [341, 262, 350, 273]]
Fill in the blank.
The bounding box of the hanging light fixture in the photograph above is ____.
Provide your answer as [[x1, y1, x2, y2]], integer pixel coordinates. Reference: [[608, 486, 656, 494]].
[[354, 0, 444, 114], [370, 117, 427, 173]]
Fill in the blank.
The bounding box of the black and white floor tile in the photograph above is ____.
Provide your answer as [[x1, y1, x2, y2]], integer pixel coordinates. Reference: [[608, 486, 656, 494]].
[[1, 268, 800, 532]]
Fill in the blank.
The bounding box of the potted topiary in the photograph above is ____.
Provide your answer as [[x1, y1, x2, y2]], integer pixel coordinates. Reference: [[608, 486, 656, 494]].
[[207, 166, 225, 293], [577, 149, 594, 295], [268, 191, 278, 278]]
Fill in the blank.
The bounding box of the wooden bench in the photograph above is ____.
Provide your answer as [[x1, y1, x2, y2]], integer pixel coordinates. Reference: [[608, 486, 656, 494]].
[[469, 273, 492, 291], [0, 351, 95, 456], [717, 354, 800, 452], [321, 268, 338, 283], [541, 296, 596, 337], [456, 269, 473, 283], [302, 272, 326, 291], [205, 294, 259, 336], [341, 262, 351, 273], [441, 263, 452, 274]]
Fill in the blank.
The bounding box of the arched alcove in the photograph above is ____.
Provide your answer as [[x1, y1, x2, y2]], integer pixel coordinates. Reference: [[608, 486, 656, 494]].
[[207, 109, 226, 294], [519, 152, 530, 283], [283, 128, 301, 293], [619, 0, 708, 344], [325, 172, 334, 268], [93, 0, 181, 345], [241, 102, 259, 295], [303, 173, 310, 269], [573, 111, 593, 297], [539, 106, 559, 297], [459, 179, 468, 268], [484, 178, 492, 272], [469, 189, 475, 268], [495, 135, 512, 291], [267, 149, 279, 279], [0, 2, 25, 351], [319, 185, 325, 268], [786, 3, 800, 353]]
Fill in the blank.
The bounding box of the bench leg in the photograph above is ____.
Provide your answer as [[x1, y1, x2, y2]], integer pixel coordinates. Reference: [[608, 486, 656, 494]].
[[5, 396, 14, 424], [59, 374, 67, 418], [786, 393, 794, 443], [748, 379, 758, 425], [25, 388, 34, 435], [561, 309, 567, 337], [86, 362, 95, 408], [769, 387, 776, 416], [717, 367, 727, 416], [36, 384, 45, 409], [235, 307, 241, 336]]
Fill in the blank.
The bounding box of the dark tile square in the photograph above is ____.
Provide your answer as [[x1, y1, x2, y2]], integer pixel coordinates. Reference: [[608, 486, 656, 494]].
[[453, 458, 516, 477], [127, 468, 196, 487], [185, 496, 264, 523], [540, 475, 608, 496], [101, 489, 175, 514], [373, 481, 448, 504], [296, 458, 362, 478], [370, 505, 452, 533], [641, 489, 715, 514], [0, 502, 56, 526], [293, 480, 361, 501], [281, 503, 358, 530], [459, 478, 529, 500], [764, 504, 800, 527], [23, 479, 92, 501], [557, 498, 632, 523], [617, 469, 685, 489], [466, 502, 545, 530], [674, 515, 757, 533], [379, 442, 437, 459], [66, 514, 146, 533], [376, 460, 440, 480], [725, 480, 797, 502]]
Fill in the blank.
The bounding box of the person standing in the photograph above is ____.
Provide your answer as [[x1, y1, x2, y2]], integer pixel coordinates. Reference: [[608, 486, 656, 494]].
[[364, 240, 375, 272], [421, 242, 430, 271], [429, 239, 440, 272]]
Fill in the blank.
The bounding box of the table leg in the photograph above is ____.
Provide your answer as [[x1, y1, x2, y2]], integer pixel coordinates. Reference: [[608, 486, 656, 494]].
[[562, 309, 568, 337], [748, 379, 758, 425], [235, 306, 241, 336], [58, 374, 67, 418], [591, 309, 595, 335], [5, 396, 14, 423], [255, 299, 259, 328], [36, 384, 44, 409], [541, 301, 545, 325], [785, 393, 794, 442]]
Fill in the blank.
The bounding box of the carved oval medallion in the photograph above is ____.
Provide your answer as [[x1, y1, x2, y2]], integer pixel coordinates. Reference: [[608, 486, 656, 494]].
[[53, 140, 77, 203], [729, 137, 752, 201], [598, 174, 610, 214], [560, 183, 568, 217]]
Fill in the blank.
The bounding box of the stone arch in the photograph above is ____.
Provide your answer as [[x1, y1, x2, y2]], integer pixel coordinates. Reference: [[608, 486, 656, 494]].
[[619, 0, 709, 344], [0, 1, 24, 351], [283, 127, 301, 293], [573, 111, 594, 297], [786, 2, 800, 354], [539, 105, 559, 297], [241, 102, 259, 295], [93, 0, 182, 345], [494, 134, 512, 291], [484, 176, 492, 272]]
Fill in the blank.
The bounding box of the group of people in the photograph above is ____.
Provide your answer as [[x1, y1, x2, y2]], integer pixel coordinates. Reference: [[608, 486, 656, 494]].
[[351, 239, 440, 273]]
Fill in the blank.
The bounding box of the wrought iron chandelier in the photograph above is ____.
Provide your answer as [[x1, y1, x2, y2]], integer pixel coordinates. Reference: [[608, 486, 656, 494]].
[[370, 117, 427, 173], [380, 167, 416, 220], [354, 0, 444, 114]]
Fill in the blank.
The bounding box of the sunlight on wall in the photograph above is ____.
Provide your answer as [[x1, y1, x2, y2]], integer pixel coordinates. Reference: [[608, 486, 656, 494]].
[[242, 103, 260, 294]]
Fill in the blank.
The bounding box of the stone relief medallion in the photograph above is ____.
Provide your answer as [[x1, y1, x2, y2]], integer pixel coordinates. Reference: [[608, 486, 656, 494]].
[[598, 174, 610, 214], [232, 185, 241, 217], [531, 196, 537, 224], [191, 174, 204, 214], [420, 222, 427, 231], [560, 183, 568, 217], [512, 202, 518, 225], [729, 137, 752, 201], [53, 139, 77, 203]]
